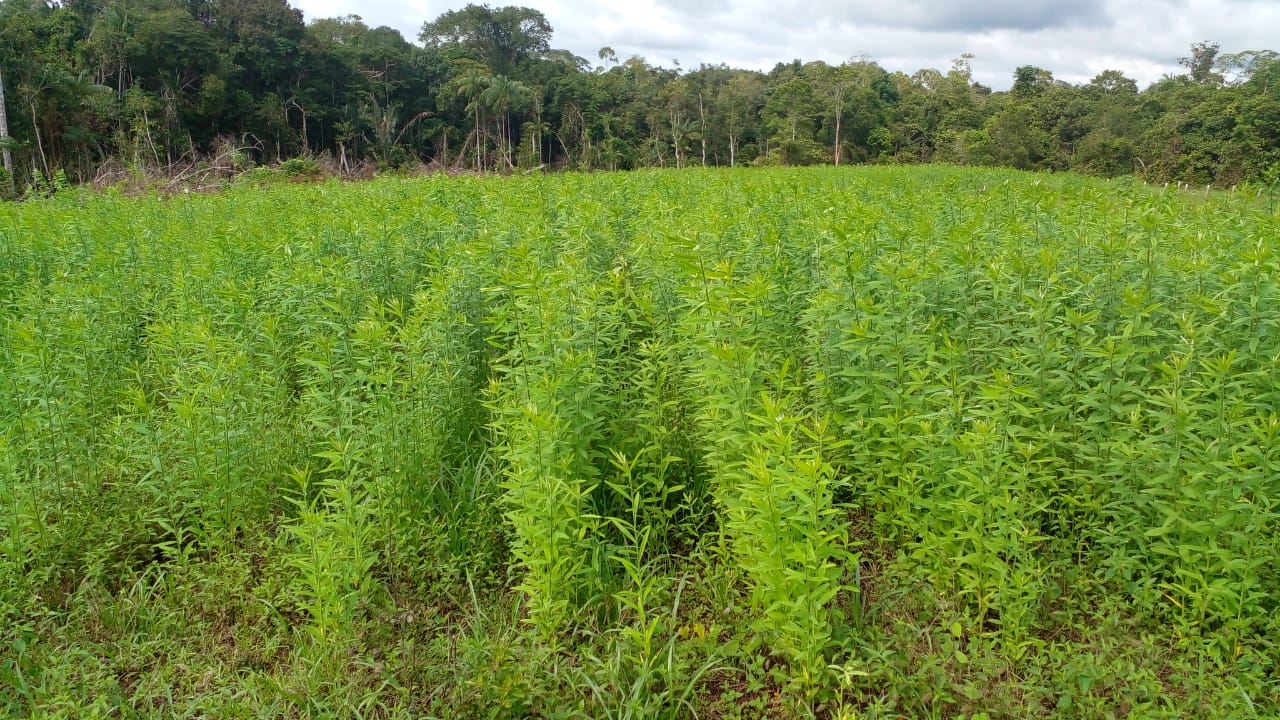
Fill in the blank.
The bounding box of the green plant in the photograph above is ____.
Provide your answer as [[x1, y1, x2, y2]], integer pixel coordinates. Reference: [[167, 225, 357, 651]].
[[1, 167, 1277, 719], [279, 157, 322, 179]]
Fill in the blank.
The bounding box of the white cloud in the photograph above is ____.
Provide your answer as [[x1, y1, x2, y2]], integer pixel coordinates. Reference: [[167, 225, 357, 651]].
[[289, 0, 1280, 88]]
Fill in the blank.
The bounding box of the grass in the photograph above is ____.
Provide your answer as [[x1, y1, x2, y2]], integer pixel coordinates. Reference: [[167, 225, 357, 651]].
[[1, 166, 1278, 718]]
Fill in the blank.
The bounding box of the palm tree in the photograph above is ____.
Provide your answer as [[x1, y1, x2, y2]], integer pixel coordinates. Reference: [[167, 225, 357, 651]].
[[361, 94, 400, 165], [455, 70, 491, 170], [482, 75, 533, 169], [525, 94, 547, 167]]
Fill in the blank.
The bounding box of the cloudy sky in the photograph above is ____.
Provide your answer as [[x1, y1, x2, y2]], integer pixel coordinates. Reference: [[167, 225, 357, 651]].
[[291, 0, 1280, 89]]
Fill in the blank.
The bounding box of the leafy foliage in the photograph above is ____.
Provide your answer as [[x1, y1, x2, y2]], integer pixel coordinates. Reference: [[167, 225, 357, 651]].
[[1, 0, 1278, 191], [1, 167, 1278, 717]]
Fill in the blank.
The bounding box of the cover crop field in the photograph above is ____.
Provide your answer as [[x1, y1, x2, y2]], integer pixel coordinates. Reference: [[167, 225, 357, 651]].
[[1, 167, 1278, 718]]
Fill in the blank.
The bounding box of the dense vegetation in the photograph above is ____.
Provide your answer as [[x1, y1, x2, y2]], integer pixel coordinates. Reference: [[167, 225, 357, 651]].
[[0, 0, 1279, 197], [1, 166, 1278, 717]]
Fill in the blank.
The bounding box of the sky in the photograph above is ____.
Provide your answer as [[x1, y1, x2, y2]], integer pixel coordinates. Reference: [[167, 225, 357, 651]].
[[290, 0, 1280, 89]]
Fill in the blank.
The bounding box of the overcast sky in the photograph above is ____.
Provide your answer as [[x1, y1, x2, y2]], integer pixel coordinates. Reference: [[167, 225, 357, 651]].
[[291, 0, 1280, 89]]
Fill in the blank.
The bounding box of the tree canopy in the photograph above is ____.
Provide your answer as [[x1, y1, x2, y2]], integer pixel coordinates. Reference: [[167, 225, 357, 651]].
[[419, 4, 552, 76], [0, 0, 1275, 195]]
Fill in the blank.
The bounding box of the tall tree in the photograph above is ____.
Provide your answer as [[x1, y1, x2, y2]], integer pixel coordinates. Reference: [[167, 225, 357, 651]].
[[763, 77, 822, 164], [1181, 41, 1224, 86], [1216, 49, 1279, 88], [420, 4, 551, 77], [454, 68, 491, 169], [812, 60, 893, 165], [1088, 69, 1138, 95], [660, 77, 696, 168], [482, 73, 531, 167], [1011, 65, 1054, 99], [717, 71, 762, 167], [809, 62, 849, 164]]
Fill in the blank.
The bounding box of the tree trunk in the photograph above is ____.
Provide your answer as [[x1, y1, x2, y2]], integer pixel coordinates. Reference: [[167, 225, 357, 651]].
[[833, 109, 842, 166], [29, 100, 50, 180], [699, 93, 707, 166], [505, 112, 514, 168], [287, 100, 308, 153], [0, 64, 13, 192], [670, 108, 682, 169], [535, 106, 543, 166], [140, 103, 160, 166], [728, 130, 736, 168]]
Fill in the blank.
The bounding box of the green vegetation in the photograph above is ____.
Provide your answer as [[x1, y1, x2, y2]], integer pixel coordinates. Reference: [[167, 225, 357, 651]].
[[1, 0, 1278, 196], [2, 166, 1279, 718]]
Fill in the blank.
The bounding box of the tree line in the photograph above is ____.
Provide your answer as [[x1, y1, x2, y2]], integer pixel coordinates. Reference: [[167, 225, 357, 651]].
[[1, 0, 1277, 195]]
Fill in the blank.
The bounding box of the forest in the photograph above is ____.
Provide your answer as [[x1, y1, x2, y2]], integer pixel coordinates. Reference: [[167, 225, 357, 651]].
[[0, 0, 1278, 195]]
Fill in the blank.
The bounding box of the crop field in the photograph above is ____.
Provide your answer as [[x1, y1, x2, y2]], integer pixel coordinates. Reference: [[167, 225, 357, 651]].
[[1, 166, 1278, 718]]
